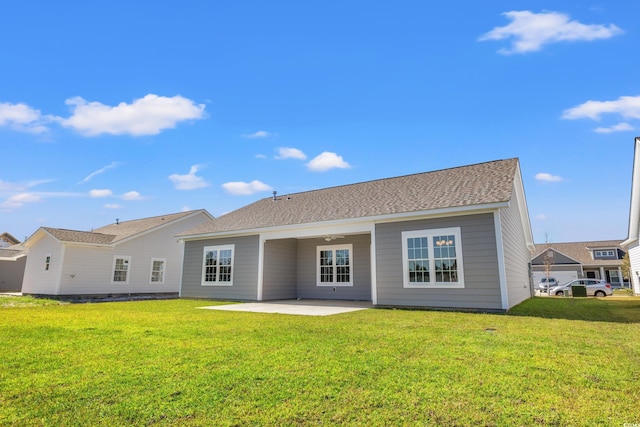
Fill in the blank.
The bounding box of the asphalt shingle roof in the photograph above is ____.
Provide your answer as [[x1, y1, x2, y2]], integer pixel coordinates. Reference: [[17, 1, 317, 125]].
[[0, 247, 26, 259], [42, 210, 205, 245], [182, 159, 519, 236], [43, 228, 116, 245]]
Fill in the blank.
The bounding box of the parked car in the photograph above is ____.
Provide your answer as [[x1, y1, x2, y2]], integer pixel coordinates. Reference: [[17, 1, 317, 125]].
[[537, 277, 560, 292], [549, 279, 612, 297]]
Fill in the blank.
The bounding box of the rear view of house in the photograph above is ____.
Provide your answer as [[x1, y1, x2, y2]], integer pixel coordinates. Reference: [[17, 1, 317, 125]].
[[21, 210, 213, 298], [179, 159, 534, 311]]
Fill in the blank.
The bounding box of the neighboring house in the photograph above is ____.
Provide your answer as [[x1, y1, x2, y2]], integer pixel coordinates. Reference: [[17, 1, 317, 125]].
[[0, 244, 27, 292], [21, 210, 214, 298], [530, 241, 627, 287], [622, 136, 640, 296], [0, 232, 20, 248], [179, 159, 534, 311]]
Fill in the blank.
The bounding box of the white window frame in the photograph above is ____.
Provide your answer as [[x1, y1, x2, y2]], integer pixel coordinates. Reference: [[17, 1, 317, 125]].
[[595, 250, 614, 257], [201, 244, 235, 286], [316, 244, 353, 287], [149, 258, 166, 284], [402, 227, 465, 289], [111, 255, 131, 285], [44, 254, 51, 271]]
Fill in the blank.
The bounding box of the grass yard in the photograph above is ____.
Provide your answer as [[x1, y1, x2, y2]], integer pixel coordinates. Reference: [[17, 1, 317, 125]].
[[1, 297, 639, 426]]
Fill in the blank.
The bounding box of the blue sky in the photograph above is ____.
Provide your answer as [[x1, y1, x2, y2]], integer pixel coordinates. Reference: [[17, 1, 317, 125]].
[[1, 1, 638, 244]]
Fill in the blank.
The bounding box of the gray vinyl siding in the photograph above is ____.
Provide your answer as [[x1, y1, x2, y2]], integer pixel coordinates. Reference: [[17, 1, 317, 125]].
[[295, 234, 372, 301], [262, 239, 297, 300], [498, 191, 533, 309], [0, 257, 26, 292], [181, 235, 260, 300], [375, 213, 502, 310]]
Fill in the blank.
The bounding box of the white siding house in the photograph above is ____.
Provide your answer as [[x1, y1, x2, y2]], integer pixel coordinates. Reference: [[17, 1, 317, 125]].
[[21, 210, 214, 298]]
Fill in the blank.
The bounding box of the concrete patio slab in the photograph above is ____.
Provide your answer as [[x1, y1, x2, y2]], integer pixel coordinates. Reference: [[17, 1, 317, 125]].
[[198, 299, 372, 316]]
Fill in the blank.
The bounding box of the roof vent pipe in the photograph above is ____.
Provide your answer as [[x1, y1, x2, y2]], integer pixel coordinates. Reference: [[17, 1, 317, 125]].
[[272, 191, 277, 201], [116, 218, 119, 225]]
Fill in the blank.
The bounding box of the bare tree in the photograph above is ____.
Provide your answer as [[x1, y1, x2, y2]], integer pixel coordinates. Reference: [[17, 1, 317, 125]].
[[541, 233, 555, 293]]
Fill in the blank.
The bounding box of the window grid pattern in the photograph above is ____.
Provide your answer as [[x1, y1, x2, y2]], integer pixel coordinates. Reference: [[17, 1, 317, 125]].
[[433, 234, 458, 283], [335, 249, 350, 283], [113, 258, 129, 282], [320, 250, 333, 283], [402, 228, 464, 288], [151, 260, 165, 283], [317, 244, 353, 286], [407, 237, 429, 283], [44, 255, 51, 271], [203, 245, 234, 285]]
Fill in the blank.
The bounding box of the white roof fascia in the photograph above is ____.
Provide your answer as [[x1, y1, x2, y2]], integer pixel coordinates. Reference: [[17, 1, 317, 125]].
[[624, 137, 640, 248], [0, 253, 26, 261], [179, 202, 509, 241]]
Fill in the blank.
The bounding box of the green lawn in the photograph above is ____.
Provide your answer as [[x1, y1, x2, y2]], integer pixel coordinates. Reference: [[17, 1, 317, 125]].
[[1, 297, 639, 426]]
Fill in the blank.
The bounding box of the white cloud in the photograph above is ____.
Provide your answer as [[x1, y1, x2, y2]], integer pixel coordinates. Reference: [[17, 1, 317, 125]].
[[536, 214, 548, 220], [79, 162, 119, 184], [479, 10, 623, 54], [562, 95, 640, 121], [276, 147, 307, 160], [0, 179, 26, 193], [221, 180, 272, 195], [121, 191, 143, 201], [58, 94, 206, 136], [0, 193, 41, 209], [306, 152, 351, 172], [594, 122, 635, 134], [535, 172, 563, 182], [169, 165, 210, 190], [104, 203, 123, 209], [89, 189, 113, 198], [243, 130, 272, 138], [255, 154, 267, 159], [0, 102, 49, 133]]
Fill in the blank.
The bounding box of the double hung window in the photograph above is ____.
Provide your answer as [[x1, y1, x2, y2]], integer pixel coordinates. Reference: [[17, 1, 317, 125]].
[[402, 228, 464, 288], [112, 256, 131, 284], [317, 244, 353, 286], [150, 258, 166, 284], [202, 245, 234, 286]]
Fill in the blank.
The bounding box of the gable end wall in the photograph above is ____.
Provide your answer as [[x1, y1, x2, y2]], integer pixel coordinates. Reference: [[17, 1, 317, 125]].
[[498, 190, 533, 309]]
